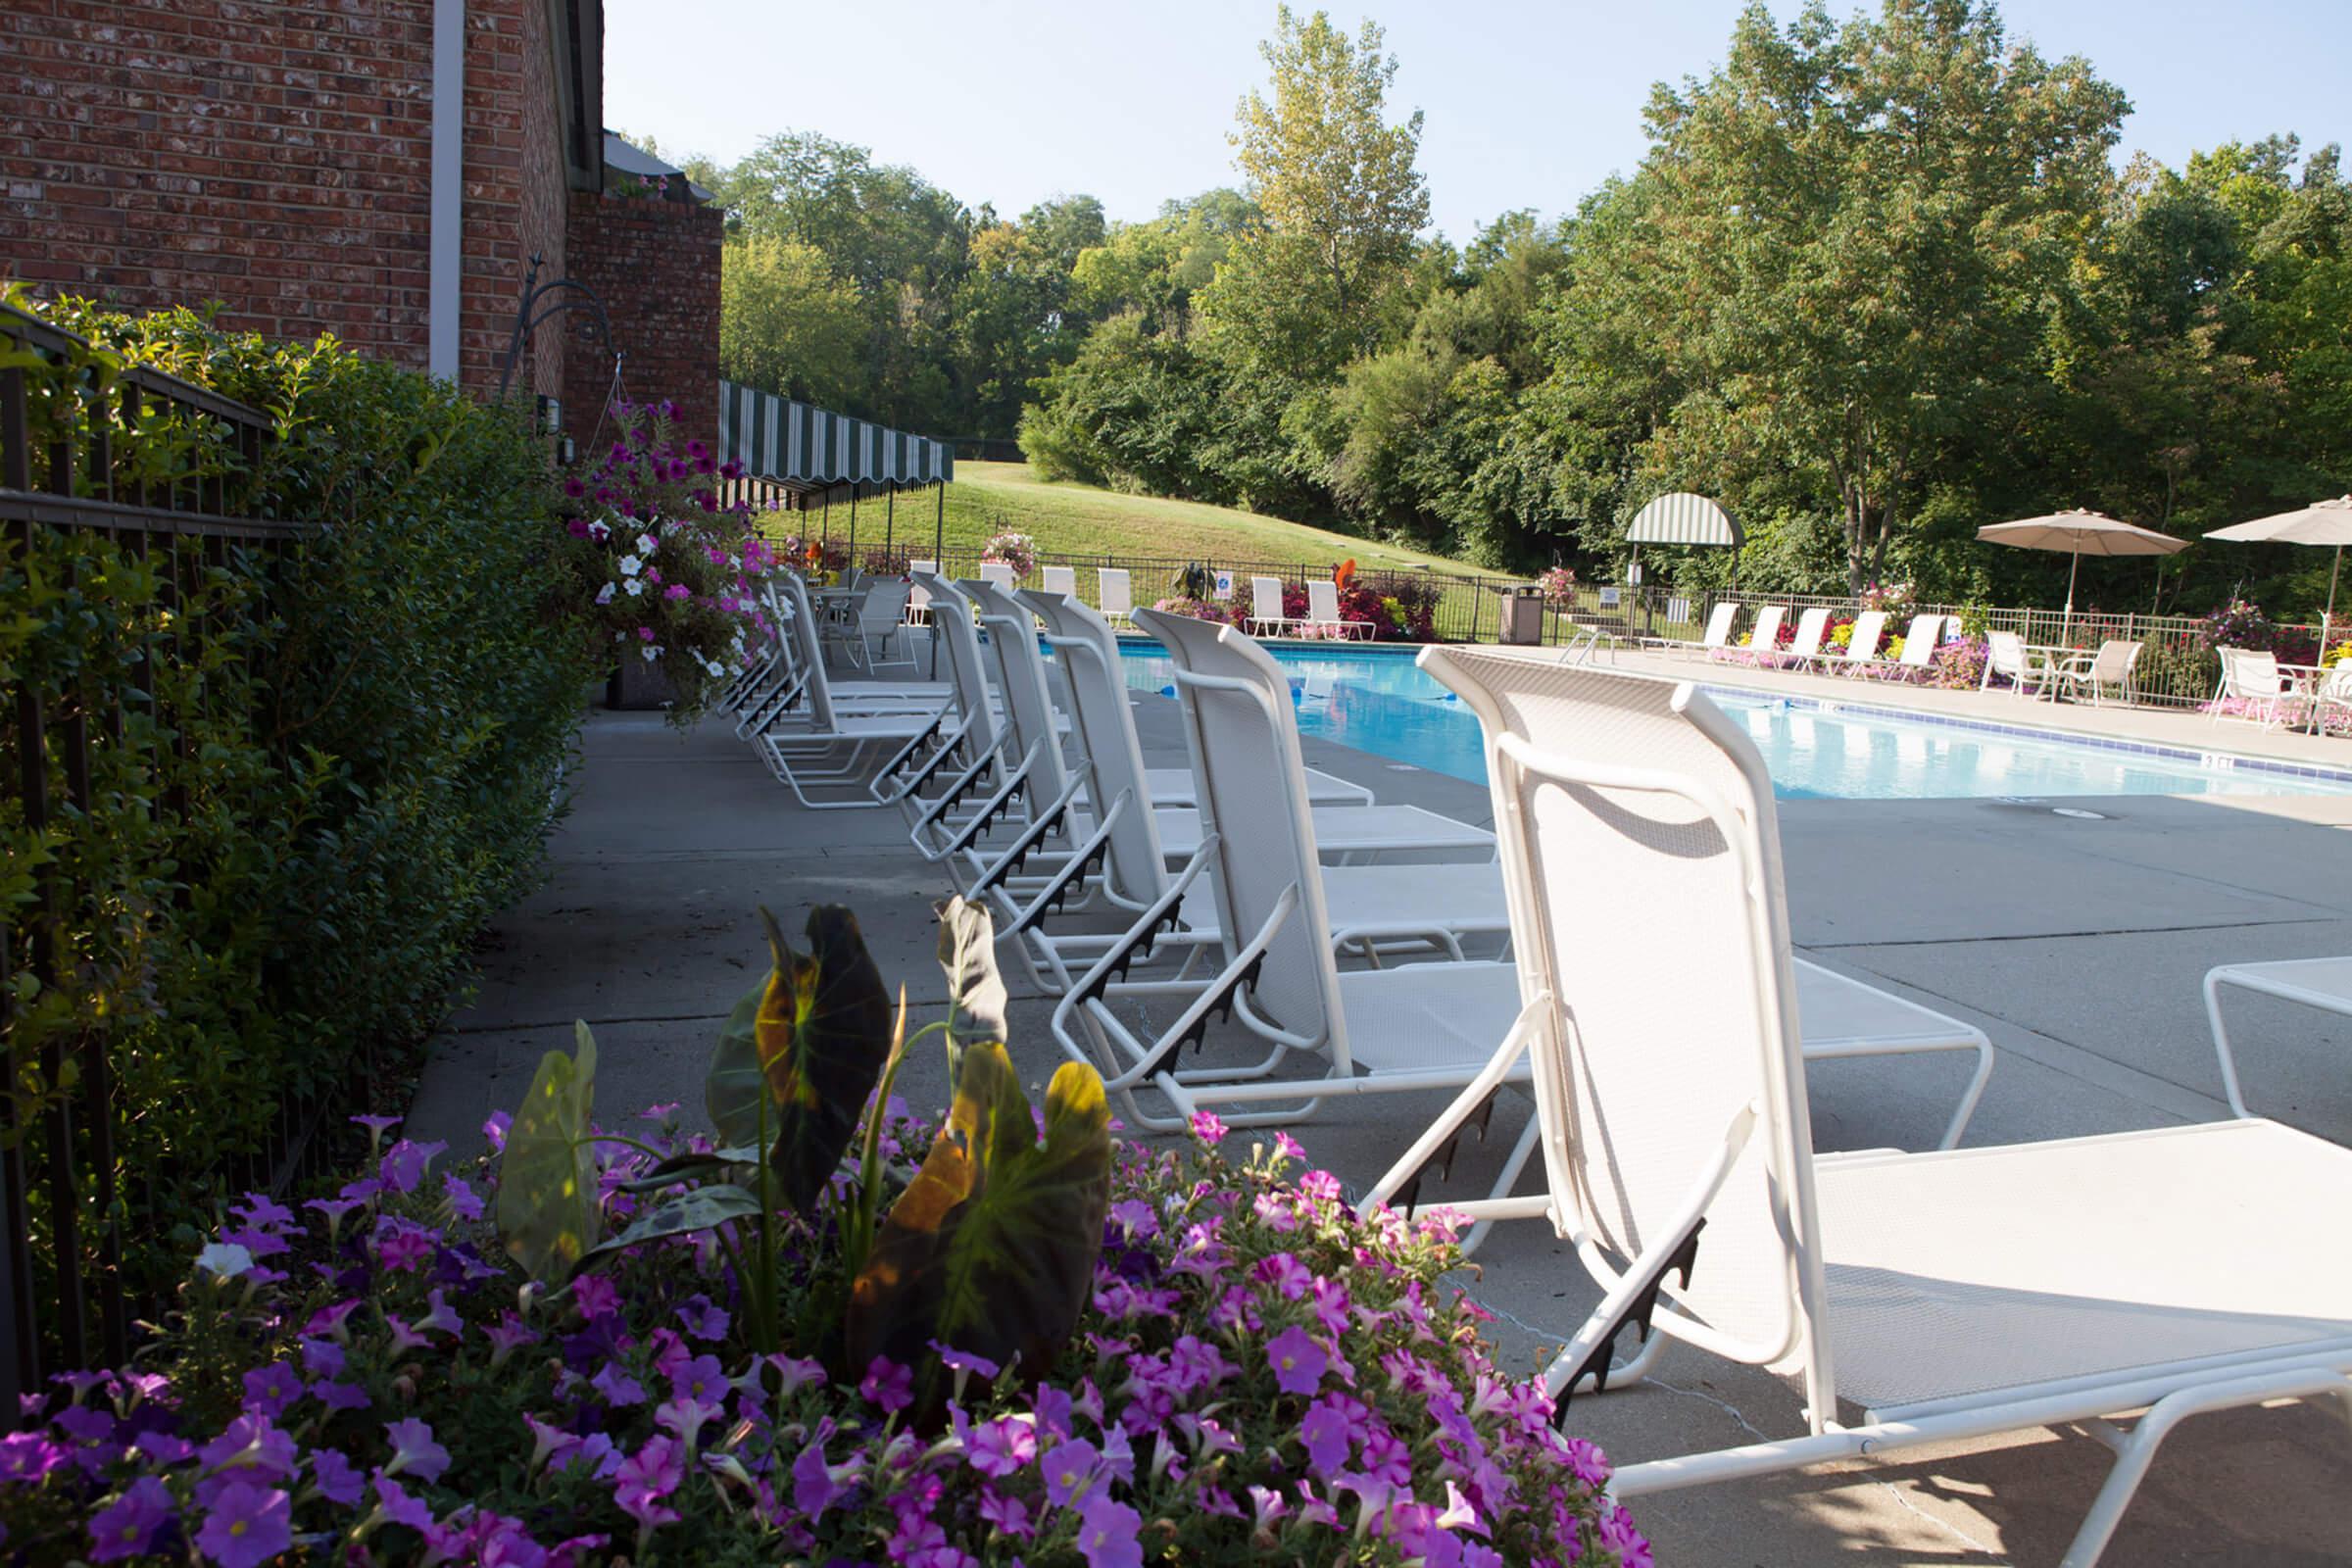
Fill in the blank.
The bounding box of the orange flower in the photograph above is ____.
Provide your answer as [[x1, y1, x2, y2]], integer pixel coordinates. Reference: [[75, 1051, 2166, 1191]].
[[1335, 559, 1357, 590]]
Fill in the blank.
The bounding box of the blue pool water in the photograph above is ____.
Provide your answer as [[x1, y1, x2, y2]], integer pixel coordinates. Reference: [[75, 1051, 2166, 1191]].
[[1116, 643, 2352, 801]]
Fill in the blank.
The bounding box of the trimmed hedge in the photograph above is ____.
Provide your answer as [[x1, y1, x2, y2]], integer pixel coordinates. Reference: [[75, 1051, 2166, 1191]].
[[2, 295, 601, 1305]]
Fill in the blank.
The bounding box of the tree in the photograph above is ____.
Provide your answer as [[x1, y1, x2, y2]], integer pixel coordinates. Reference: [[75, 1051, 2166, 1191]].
[[1541, 0, 2129, 592], [718, 236, 865, 411], [1200, 8, 1431, 377]]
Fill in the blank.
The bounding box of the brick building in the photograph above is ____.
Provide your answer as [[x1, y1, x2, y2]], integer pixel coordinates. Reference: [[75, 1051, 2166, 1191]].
[[0, 0, 721, 441]]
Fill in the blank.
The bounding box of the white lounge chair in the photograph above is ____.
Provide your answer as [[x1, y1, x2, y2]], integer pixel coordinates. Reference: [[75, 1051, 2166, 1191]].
[[979, 561, 1017, 591], [905, 560, 937, 625], [1041, 564, 1077, 598], [1247, 575, 1298, 637], [1055, 617, 1988, 1155], [2052, 638, 2142, 706], [752, 576, 965, 810], [1865, 612, 1945, 681], [1642, 600, 1739, 657], [1097, 567, 1135, 629], [1304, 579, 1375, 639], [1774, 606, 1833, 669], [1983, 629, 2054, 698], [980, 588, 1510, 997], [1739, 605, 1788, 662], [1378, 651, 2351, 1565], [1818, 609, 1886, 676]]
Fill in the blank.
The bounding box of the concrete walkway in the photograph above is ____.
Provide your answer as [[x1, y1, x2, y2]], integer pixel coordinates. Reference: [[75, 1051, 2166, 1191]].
[[410, 691, 2352, 1566]]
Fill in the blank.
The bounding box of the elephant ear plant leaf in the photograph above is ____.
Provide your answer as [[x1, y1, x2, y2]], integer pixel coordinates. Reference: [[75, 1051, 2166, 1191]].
[[704, 905, 895, 1213], [495, 1022, 604, 1280], [847, 1046, 1112, 1419], [934, 895, 1009, 1054]]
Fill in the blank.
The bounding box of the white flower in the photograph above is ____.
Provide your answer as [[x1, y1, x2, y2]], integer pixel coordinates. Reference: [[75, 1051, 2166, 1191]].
[[196, 1242, 254, 1280], [623, 579, 645, 598], [642, 645, 662, 662], [587, 519, 612, 542], [637, 533, 657, 557], [618, 555, 643, 577], [594, 582, 615, 607]]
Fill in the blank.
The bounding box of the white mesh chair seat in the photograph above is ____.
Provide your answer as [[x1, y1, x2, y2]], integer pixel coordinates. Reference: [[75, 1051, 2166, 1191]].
[[1331, 962, 1526, 1072], [1816, 1119, 2352, 1417], [1146, 804, 1492, 862], [1146, 765, 1372, 809]]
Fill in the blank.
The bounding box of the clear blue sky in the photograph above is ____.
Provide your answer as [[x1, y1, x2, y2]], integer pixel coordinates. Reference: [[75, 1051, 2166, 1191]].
[[608, 0, 2351, 241]]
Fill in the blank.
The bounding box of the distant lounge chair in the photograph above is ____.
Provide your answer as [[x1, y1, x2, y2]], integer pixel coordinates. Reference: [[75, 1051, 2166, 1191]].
[[1818, 610, 1886, 675], [1867, 612, 1946, 680], [905, 560, 937, 625], [1642, 600, 1739, 657], [1773, 607, 1832, 669], [1042, 564, 1077, 598], [1304, 579, 1375, 639], [1739, 605, 1788, 662], [1247, 575, 1298, 637], [1097, 567, 1135, 629], [2053, 639, 2143, 706]]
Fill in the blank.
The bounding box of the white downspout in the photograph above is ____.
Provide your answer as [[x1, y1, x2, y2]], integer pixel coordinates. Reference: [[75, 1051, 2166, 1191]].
[[428, 0, 465, 379]]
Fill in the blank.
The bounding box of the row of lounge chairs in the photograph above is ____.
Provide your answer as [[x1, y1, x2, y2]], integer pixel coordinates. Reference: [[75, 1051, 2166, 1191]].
[[713, 585, 2349, 1559], [1664, 604, 1954, 679]]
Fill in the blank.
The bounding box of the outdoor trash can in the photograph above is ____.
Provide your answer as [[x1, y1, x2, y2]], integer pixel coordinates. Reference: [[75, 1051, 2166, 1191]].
[[1500, 586, 1546, 646]]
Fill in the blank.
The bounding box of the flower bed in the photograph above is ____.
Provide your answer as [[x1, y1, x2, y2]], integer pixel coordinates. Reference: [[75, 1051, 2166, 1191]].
[[1, 905, 1646, 1567]]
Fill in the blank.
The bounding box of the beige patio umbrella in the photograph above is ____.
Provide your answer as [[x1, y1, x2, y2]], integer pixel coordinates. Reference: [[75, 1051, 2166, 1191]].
[[1975, 510, 2189, 636], [2204, 497, 2352, 651]]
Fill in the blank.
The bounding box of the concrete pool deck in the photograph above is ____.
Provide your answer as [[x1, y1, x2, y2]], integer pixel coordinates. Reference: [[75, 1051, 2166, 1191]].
[[409, 684, 2352, 1565]]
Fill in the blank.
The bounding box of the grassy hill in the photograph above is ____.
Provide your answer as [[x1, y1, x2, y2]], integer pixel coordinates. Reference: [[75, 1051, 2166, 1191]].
[[780, 461, 1487, 575]]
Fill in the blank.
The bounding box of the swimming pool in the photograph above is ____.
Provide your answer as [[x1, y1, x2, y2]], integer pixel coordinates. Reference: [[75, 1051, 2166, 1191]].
[[1116, 642, 2352, 801]]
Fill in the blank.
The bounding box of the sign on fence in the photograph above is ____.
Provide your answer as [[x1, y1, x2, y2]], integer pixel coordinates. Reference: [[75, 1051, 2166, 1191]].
[[1212, 570, 1235, 601], [1598, 587, 1622, 609]]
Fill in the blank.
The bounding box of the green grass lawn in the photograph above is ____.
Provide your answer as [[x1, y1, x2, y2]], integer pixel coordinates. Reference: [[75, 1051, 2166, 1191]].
[[780, 461, 1488, 574]]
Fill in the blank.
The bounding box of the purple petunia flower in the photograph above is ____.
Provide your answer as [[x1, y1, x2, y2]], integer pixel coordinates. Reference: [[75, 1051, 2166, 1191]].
[[858, 1356, 911, 1414], [965, 1416, 1036, 1479], [309, 1449, 364, 1507], [383, 1417, 450, 1484], [482, 1109, 513, 1152], [443, 1172, 485, 1221], [1042, 1438, 1101, 1507], [675, 1296, 728, 1343], [1265, 1325, 1328, 1396], [1188, 1109, 1228, 1146], [195, 1482, 290, 1568], [614, 1436, 683, 1532], [372, 1475, 434, 1532], [929, 1342, 1002, 1382], [312, 1381, 369, 1413], [1300, 1398, 1353, 1474], [570, 1273, 620, 1321], [0, 1431, 65, 1483], [592, 1364, 646, 1408], [198, 1416, 298, 1482], [87, 1475, 173, 1562], [240, 1364, 302, 1420], [1075, 1494, 1144, 1568]]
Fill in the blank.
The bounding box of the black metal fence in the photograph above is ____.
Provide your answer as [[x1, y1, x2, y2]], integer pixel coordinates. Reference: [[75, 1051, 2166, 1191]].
[[0, 302, 330, 1401]]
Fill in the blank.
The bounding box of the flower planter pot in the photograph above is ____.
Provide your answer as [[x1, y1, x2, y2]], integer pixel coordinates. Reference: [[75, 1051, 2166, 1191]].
[[607, 653, 681, 710]]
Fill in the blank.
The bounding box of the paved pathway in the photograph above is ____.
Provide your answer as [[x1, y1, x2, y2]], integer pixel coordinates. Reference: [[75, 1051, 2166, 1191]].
[[411, 683, 2352, 1566]]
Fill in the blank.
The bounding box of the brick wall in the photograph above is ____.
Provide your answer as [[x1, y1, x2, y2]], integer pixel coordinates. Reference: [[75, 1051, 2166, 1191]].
[[562, 193, 722, 448], [1, 0, 573, 395], [0, 0, 438, 367], [460, 0, 566, 398]]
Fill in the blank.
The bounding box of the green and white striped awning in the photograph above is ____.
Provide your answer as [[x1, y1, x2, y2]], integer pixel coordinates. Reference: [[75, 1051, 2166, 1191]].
[[1626, 492, 1742, 548], [717, 379, 955, 496]]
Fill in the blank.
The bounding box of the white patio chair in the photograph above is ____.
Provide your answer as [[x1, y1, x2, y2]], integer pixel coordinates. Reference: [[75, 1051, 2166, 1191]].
[[1376, 651, 2352, 1565], [979, 561, 1017, 591], [1818, 609, 1886, 676], [2213, 646, 2299, 728], [904, 560, 937, 625], [1304, 579, 1375, 639], [1055, 618, 1988, 1156], [834, 578, 913, 673], [2052, 639, 2142, 707], [1641, 600, 1738, 656], [1097, 567, 1135, 629], [1041, 564, 1077, 598], [2310, 662, 2352, 733], [1982, 629, 2053, 698], [1247, 575, 1298, 636]]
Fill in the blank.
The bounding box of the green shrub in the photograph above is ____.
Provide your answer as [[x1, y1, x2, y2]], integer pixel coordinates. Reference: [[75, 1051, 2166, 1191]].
[[2, 294, 601, 1323]]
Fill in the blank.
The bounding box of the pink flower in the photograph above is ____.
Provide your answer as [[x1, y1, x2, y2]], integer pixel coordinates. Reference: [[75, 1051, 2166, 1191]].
[[1188, 1110, 1228, 1146], [614, 1436, 683, 1531], [571, 1273, 620, 1320]]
